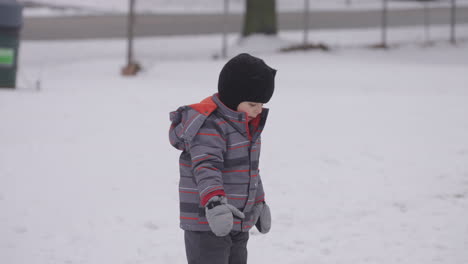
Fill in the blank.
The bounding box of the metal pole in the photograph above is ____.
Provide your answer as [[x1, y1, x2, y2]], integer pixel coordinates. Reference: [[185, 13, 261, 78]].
[[121, 0, 140, 76], [450, 0, 456, 44], [381, 0, 388, 48], [303, 0, 310, 45], [126, 0, 135, 66], [423, 1, 431, 44], [222, 0, 229, 59]]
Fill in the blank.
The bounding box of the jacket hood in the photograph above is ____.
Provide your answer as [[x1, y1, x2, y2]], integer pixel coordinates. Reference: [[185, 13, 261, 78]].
[[169, 94, 269, 151], [169, 96, 218, 151]]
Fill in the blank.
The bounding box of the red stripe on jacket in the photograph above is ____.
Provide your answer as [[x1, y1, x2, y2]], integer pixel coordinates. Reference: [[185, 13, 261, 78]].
[[192, 155, 211, 163], [201, 189, 226, 207], [196, 166, 219, 172], [228, 144, 250, 150], [197, 133, 226, 141]]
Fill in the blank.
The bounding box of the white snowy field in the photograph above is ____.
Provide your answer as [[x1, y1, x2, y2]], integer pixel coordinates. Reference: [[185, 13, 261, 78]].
[[1, 26, 468, 264], [20, 0, 468, 16]]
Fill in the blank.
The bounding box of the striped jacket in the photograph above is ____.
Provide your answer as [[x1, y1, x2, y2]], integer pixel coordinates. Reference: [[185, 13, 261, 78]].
[[169, 94, 268, 232]]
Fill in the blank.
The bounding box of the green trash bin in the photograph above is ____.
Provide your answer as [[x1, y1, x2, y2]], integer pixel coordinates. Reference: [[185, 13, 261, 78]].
[[0, 0, 22, 88]]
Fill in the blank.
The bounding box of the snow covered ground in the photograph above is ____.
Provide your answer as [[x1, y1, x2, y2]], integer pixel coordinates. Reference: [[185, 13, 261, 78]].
[[1, 26, 468, 264], [20, 0, 468, 16]]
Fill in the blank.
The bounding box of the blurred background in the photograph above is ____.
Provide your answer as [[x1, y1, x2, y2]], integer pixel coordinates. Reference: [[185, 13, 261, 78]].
[[1, 1, 468, 264]]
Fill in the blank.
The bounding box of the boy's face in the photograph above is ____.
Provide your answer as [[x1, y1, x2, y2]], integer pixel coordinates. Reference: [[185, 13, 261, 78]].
[[237, 101, 263, 121]]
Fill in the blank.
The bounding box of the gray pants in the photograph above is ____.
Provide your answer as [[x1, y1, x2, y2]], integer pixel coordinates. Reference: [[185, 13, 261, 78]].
[[184, 230, 249, 264]]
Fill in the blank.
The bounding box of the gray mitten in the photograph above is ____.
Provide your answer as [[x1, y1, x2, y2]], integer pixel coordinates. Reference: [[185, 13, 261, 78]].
[[254, 202, 271, 234], [205, 196, 245, 237]]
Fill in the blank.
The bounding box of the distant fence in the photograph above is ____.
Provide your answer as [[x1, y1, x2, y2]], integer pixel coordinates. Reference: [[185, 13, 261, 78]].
[[125, 0, 468, 64], [216, 0, 467, 54]]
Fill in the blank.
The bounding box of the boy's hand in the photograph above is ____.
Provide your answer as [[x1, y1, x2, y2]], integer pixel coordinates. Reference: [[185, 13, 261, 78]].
[[205, 196, 245, 237], [252, 202, 271, 234]]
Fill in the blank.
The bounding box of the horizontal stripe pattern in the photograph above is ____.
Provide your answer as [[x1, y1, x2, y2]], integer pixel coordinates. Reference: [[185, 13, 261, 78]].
[[170, 94, 269, 232]]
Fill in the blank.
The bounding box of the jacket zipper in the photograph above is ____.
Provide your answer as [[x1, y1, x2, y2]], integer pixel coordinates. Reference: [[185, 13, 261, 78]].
[[244, 112, 253, 231]]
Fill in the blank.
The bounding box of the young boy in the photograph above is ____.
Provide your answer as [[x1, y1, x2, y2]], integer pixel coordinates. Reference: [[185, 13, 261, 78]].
[[169, 53, 276, 264]]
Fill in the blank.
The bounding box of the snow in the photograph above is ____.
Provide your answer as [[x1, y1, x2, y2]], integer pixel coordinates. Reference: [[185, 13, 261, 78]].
[[1, 25, 468, 264], [20, 0, 468, 16]]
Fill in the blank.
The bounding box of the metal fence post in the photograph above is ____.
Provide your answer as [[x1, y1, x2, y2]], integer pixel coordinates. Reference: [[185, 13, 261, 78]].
[[222, 0, 229, 59], [303, 0, 310, 46], [381, 0, 388, 48], [127, 0, 135, 65], [423, 1, 431, 44], [121, 0, 140, 76], [450, 0, 457, 44]]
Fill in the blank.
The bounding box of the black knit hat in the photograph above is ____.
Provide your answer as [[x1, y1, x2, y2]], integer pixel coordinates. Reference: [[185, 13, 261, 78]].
[[218, 53, 277, 110]]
